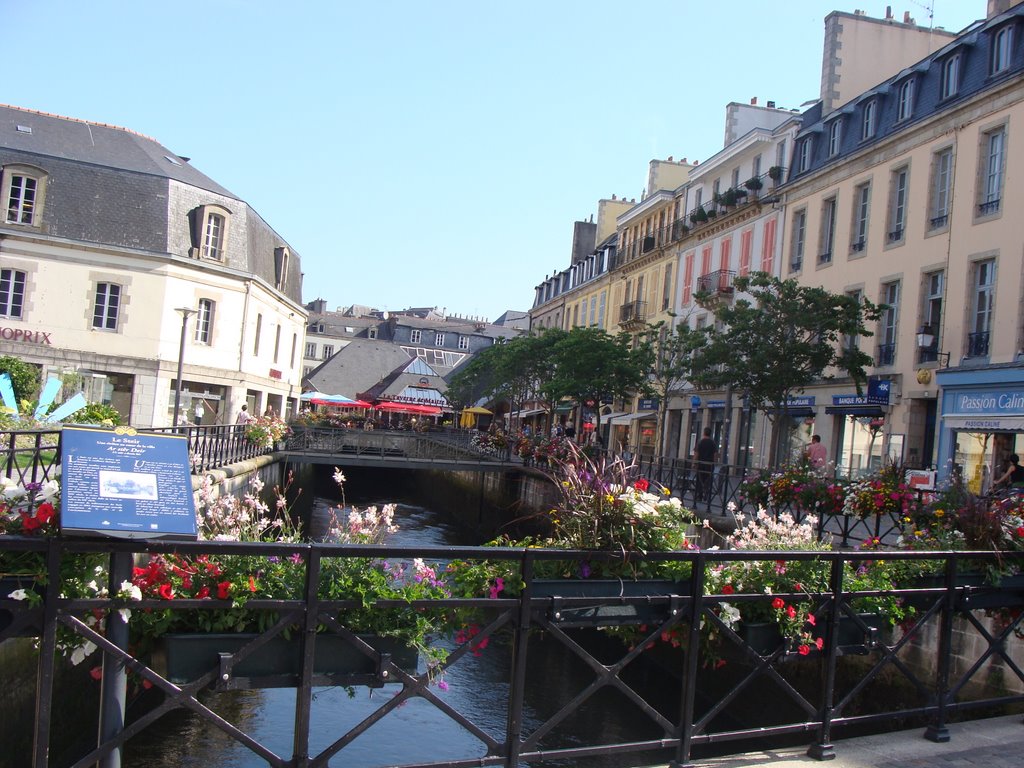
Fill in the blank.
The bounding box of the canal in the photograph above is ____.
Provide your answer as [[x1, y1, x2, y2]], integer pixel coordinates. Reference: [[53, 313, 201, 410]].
[[120, 467, 675, 767]]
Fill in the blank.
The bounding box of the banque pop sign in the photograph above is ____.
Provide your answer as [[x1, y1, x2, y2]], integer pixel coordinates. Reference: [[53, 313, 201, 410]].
[[60, 426, 197, 539]]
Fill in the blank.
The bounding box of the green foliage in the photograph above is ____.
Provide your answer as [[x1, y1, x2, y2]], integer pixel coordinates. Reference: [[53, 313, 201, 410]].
[[697, 272, 881, 466], [65, 402, 122, 426], [0, 356, 40, 403], [547, 327, 653, 412]]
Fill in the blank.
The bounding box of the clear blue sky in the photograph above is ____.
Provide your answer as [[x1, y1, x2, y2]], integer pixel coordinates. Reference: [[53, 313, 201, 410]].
[[4, 1, 983, 321]]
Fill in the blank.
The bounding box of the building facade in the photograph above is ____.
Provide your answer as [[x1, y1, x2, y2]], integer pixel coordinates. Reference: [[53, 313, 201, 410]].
[[0, 105, 306, 426], [780, 2, 1024, 484]]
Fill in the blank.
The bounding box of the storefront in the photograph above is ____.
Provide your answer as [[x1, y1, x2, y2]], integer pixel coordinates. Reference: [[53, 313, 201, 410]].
[[825, 387, 890, 478], [935, 363, 1024, 492]]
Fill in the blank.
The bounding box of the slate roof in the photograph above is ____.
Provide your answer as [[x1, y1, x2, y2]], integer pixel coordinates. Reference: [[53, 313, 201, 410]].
[[304, 339, 413, 399], [0, 103, 236, 198]]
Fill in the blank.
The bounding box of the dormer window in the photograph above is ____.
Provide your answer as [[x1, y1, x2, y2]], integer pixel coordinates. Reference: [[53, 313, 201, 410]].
[[274, 246, 290, 290], [896, 78, 915, 121], [941, 53, 961, 100], [861, 100, 876, 140], [827, 120, 842, 157], [991, 25, 1013, 74], [189, 204, 232, 261], [2, 164, 48, 227], [796, 137, 813, 172]]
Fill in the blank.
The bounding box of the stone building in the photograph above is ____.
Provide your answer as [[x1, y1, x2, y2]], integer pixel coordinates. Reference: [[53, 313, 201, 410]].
[[0, 104, 306, 426]]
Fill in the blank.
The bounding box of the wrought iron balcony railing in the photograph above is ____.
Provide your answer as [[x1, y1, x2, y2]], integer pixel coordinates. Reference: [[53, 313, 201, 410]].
[[967, 330, 990, 357], [618, 300, 647, 326], [875, 343, 896, 367], [696, 270, 736, 295]]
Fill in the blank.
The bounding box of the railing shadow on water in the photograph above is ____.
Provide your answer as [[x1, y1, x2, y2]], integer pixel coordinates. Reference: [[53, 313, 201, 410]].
[[3, 538, 1024, 768]]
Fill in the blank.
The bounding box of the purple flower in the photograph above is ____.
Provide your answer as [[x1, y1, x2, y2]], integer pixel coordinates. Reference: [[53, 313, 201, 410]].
[[437, 680, 449, 691], [580, 562, 591, 579]]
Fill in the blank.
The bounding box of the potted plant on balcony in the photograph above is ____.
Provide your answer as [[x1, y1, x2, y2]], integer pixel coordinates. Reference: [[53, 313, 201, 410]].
[[744, 176, 763, 194], [690, 208, 708, 225], [721, 188, 738, 207], [768, 166, 784, 186]]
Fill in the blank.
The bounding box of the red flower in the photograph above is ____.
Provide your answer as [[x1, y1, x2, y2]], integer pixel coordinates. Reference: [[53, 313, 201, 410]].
[[634, 479, 650, 492], [217, 581, 232, 599], [721, 584, 735, 595], [35, 502, 55, 523], [806, 613, 816, 626], [815, 637, 824, 651], [248, 575, 257, 593], [1017, 526, 1024, 538], [89, 666, 103, 681], [196, 586, 210, 599], [158, 583, 174, 600], [786, 604, 797, 619], [771, 597, 785, 610], [798, 644, 811, 656]]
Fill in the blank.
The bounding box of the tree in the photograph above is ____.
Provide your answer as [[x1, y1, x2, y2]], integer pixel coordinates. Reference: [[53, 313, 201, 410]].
[[0, 355, 40, 405], [546, 327, 653, 438], [697, 272, 881, 467], [638, 315, 710, 456]]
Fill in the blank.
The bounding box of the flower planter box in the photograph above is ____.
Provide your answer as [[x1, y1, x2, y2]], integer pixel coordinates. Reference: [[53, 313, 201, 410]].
[[732, 613, 886, 661], [0, 575, 43, 638], [739, 621, 783, 656], [154, 632, 418, 689], [958, 573, 1024, 610], [531, 579, 689, 627]]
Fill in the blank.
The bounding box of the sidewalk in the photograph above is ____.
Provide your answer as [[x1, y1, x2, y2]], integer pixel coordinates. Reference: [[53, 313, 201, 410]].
[[660, 714, 1024, 767]]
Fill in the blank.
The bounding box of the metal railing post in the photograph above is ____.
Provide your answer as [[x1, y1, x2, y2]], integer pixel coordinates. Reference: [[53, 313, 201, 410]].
[[98, 550, 134, 768]]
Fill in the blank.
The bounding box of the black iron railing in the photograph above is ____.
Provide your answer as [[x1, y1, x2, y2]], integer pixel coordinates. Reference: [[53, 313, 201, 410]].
[[618, 300, 647, 326], [978, 199, 1000, 216], [876, 343, 896, 366], [967, 331, 990, 357], [696, 269, 736, 295], [4, 536, 1023, 767]]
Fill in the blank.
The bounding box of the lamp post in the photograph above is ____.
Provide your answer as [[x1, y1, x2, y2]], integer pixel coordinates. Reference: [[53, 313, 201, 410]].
[[172, 307, 196, 428], [915, 324, 951, 367]]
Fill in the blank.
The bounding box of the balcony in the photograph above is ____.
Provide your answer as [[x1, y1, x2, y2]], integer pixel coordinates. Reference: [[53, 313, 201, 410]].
[[819, 251, 832, 264], [696, 270, 735, 296], [918, 345, 940, 364], [850, 239, 866, 253], [887, 228, 904, 243], [618, 300, 647, 329], [967, 331, 990, 357], [929, 213, 949, 229], [875, 343, 896, 367], [790, 258, 803, 273], [978, 199, 1001, 216]]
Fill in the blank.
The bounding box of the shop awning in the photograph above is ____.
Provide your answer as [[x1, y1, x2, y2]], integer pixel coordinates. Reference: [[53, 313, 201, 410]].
[[608, 411, 656, 425], [554, 403, 574, 414], [824, 405, 885, 417], [942, 414, 1024, 431], [596, 411, 628, 422], [508, 408, 545, 419], [769, 407, 815, 418]]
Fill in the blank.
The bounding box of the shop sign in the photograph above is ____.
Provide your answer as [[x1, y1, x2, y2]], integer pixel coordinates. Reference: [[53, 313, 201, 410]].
[[706, 400, 726, 408], [60, 426, 197, 539], [269, 368, 282, 380], [786, 396, 816, 407], [905, 469, 936, 490], [0, 326, 52, 345], [637, 398, 659, 411], [951, 389, 1024, 415], [867, 378, 891, 403], [833, 394, 888, 407]]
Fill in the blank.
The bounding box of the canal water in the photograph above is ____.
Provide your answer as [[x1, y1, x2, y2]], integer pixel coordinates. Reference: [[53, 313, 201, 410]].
[[121, 480, 676, 768]]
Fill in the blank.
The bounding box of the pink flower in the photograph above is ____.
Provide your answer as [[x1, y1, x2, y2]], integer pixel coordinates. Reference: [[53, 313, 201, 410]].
[[798, 644, 811, 656]]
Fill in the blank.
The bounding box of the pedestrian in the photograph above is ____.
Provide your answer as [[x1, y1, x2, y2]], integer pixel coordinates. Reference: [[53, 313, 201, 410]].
[[693, 428, 718, 502], [236, 404, 252, 424], [995, 453, 1024, 488], [264, 405, 275, 419], [564, 423, 576, 441], [805, 434, 827, 471]]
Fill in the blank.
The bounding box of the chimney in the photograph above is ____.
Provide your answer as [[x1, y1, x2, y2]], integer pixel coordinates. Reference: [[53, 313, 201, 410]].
[[611, 194, 617, 200], [767, 100, 776, 108], [667, 155, 673, 161], [885, 5, 893, 19], [750, 96, 758, 105], [903, 10, 914, 24]]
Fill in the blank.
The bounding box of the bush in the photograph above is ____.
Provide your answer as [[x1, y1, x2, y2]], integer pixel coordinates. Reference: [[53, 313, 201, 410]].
[[66, 402, 122, 426], [0, 356, 40, 403]]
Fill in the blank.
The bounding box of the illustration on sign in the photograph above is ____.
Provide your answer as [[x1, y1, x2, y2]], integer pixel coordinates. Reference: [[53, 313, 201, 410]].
[[60, 426, 197, 539]]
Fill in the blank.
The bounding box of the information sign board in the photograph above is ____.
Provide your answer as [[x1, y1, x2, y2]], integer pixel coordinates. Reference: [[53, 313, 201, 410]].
[[60, 426, 197, 539]]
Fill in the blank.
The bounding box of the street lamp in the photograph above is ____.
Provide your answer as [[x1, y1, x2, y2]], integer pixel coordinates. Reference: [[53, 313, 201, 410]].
[[172, 307, 196, 428], [915, 324, 951, 367]]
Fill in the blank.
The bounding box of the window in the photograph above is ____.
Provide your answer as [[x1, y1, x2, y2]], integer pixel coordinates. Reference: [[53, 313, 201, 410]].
[[740, 228, 753, 275], [190, 204, 231, 260], [929, 148, 953, 229], [827, 120, 842, 156], [786, 208, 802, 272], [368, 327, 377, 339], [598, 291, 606, 327], [305, 342, 316, 357], [194, 299, 214, 344], [845, 290, 863, 351], [5, 173, 38, 225], [0, 269, 26, 318], [322, 344, 334, 360], [409, 329, 421, 344], [435, 332, 445, 346], [897, 78, 915, 121], [202, 213, 225, 259], [273, 247, 289, 291], [752, 154, 762, 178], [979, 126, 1005, 216], [458, 335, 469, 350], [254, 313, 262, 356], [797, 138, 812, 172], [992, 25, 1013, 74], [776, 139, 787, 169], [92, 283, 121, 331], [273, 325, 281, 364], [920, 271, 944, 363], [861, 100, 876, 140], [662, 263, 673, 310], [941, 54, 960, 99], [731, 167, 740, 189], [888, 167, 908, 243], [851, 183, 870, 252], [819, 197, 836, 263], [878, 281, 900, 366], [969, 259, 995, 356], [290, 334, 297, 367]]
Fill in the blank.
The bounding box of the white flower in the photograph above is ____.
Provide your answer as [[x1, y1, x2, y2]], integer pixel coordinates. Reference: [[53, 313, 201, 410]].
[[119, 581, 142, 601], [39, 480, 60, 502], [70, 641, 97, 666], [719, 602, 741, 627], [8, 588, 28, 601], [118, 608, 132, 623]]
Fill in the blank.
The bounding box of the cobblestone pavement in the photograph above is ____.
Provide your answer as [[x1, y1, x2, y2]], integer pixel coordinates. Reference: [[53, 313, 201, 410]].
[[647, 714, 1024, 768]]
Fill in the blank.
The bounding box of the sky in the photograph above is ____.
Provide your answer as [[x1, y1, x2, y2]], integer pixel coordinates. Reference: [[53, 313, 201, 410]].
[[3, 1, 985, 322]]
